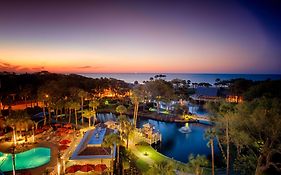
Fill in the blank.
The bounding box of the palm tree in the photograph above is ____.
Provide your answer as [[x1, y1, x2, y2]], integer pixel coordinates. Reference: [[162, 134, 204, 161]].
[[6, 118, 17, 145], [65, 101, 73, 123], [46, 98, 53, 125], [187, 154, 209, 175], [89, 99, 99, 111], [56, 99, 65, 121], [72, 101, 80, 128], [20, 85, 32, 108], [6, 110, 33, 143], [89, 99, 99, 125], [116, 105, 127, 116], [78, 90, 88, 125], [37, 88, 49, 125], [130, 86, 145, 128], [147, 161, 175, 175], [102, 133, 121, 175], [218, 103, 235, 175], [205, 128, 216, 175], [205, 101, 235, 175], [118, 115, 134, 148], [83, 109, 94, 127]]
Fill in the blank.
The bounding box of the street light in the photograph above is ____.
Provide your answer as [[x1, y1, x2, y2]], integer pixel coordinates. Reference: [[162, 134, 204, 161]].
[[143, 152, 149, 156], [13, 126, 16, 146], [57, 162, 61, 175], [12, 146, 16, 175], [32, 126, 35, 143], [57, 151, 61, 175]]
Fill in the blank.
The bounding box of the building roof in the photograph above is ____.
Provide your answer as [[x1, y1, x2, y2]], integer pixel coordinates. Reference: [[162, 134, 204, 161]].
[[190, 87, 220, 101], [70, 127, 116, 160], [195, 87, 218, 97], [79, 147, 111, 156]]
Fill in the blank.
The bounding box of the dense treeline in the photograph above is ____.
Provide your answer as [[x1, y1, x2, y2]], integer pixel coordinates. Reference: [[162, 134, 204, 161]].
[[215, 78, 281, 99], [205, 79, 281, 175], [0, 71, 130, 105]]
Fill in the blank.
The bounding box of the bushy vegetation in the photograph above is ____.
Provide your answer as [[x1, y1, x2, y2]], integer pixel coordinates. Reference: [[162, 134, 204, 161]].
[[205, 81, 281, 175]]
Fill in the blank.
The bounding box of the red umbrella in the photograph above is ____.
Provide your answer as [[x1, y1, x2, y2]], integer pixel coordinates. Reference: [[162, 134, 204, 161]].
[[95, 164, 107, 172], [59, 145, 69, 151], [57, 127, 66, 132], [59, 139, 71, 145], [68, 129, 74, 134], [66, 165, 81, 173], [56, 131, 67, 136], [64, 123, 72, 128], [35, 128, 44, 134], [80, 164, 95, 172], [42, 125, 50, 130]]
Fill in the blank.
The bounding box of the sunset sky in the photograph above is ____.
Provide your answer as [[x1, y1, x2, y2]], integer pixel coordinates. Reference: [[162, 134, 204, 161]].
[[0, 0, 281, 74]]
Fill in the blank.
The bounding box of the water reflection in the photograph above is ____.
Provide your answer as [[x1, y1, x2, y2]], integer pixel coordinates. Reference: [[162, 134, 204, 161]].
[[96, 112, 218, 163]]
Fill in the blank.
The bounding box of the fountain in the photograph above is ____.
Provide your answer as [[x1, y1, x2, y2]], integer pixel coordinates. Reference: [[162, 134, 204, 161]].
[[179, 123, 192, 134]]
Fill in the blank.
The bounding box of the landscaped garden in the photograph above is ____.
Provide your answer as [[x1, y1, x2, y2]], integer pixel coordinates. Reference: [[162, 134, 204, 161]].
[[1, 72, 281, 175]]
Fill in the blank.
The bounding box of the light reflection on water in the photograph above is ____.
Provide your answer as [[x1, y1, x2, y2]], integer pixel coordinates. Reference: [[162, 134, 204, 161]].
[[97, 111, 218, 163]]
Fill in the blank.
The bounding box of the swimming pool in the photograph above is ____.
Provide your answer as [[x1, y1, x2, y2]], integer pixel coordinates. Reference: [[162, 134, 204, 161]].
[[0, 147, 51, 172]]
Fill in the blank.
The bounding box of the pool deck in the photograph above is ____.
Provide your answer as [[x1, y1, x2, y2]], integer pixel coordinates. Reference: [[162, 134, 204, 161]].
[[2, 141, 58, 175], [0, 126, 78, 175]]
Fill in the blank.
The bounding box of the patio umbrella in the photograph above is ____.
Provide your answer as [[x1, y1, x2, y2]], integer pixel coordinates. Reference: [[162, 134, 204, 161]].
[[80, 164, 95, 172], [66, 165, 81, 173], [35, 128, 44, 134], [68, 129, 74, 134], [57, 127, 66, 132], [54, 123, 61, 127], [42, 125, 50, 130], [60, 139, 71, 145], [56, 131, 67, 136], [95, 164, 107, 172], [59, 145, 69, 151], [64, 123, 72, 128]]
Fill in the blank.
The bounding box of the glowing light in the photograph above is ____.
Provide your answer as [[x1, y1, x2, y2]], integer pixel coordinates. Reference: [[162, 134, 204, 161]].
[[13, 128, 17, 146], [143, 152, 149, 156], [57, 163, 61, 175]]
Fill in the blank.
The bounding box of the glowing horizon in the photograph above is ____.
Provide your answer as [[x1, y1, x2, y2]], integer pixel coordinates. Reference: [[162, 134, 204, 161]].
[[0, 1, 281, 74]]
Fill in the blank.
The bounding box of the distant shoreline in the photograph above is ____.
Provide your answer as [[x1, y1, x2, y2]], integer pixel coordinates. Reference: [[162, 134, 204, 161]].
[[79, 73, 281, 84]]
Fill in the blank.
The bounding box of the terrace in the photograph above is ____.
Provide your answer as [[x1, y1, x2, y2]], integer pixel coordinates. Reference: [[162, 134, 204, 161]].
[[61, 126, 116, 174]]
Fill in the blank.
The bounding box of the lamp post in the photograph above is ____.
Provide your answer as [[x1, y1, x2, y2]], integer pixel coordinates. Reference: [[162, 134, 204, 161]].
[[57, 162, 61, 175], [32, 126, 35, 143], [57, 151, 61, 175], [12, 126, 16, 146], [12, 146, 16, 175]]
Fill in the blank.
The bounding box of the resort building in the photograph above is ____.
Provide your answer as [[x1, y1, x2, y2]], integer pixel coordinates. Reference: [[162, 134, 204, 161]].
[[62, 125, 116, 174], [226, 95, 243, 103], [96, 88, 131, 98], [190, 87, 220, 102]]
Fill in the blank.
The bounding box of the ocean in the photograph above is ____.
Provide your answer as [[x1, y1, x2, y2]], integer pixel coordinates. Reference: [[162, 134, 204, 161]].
[[79, 73, 281, 84]]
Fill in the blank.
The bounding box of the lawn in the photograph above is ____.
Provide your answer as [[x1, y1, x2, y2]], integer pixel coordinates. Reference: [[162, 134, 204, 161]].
[[135, 142, 167, 162], [133, 142, 187, 173]]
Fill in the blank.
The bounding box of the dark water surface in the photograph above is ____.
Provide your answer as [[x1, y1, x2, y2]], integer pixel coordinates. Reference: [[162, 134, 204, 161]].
[[138, 119, 219, 163], [97, 113, 218, 163], [80, 73, 281, 84]]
